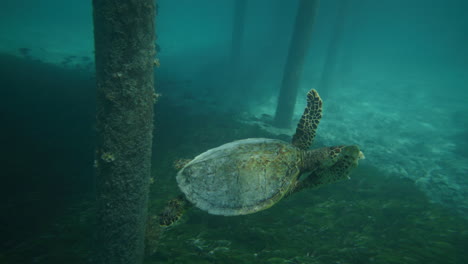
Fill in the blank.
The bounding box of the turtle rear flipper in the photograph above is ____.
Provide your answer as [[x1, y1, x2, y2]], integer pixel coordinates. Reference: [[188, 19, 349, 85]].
[[158, 195, 191, 227], [145, 195, 192, 255], [292, 89, 323, 150]]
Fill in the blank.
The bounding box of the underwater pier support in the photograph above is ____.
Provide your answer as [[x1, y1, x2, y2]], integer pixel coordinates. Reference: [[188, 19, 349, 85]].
[[274, 0, 318, 128], [230, 0, 246, 68], [318, 0, 349, 100], [92, 0, 156, 263]]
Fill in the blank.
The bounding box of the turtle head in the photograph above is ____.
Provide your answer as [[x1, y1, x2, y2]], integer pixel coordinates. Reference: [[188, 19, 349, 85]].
[[301, 145, 364, 188]]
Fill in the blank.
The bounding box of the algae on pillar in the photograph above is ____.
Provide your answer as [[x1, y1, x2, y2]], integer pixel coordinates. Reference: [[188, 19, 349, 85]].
[[274, 0, 319, 128], [92, 0, 156, 263]]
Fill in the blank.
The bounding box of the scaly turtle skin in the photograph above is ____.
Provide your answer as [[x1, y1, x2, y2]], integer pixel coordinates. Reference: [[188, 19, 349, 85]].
[[157, 89, 364, 226]]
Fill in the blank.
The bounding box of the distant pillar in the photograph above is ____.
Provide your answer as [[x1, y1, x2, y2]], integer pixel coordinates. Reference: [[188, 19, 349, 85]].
[[274, 0, 319, 128], [230, 0, 246, 69], [318, 0, 349, 100], [92, 0, 156, 263]]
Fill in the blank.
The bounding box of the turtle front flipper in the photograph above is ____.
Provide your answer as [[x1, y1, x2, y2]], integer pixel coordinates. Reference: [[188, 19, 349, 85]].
[[292, 89, 323, 150]]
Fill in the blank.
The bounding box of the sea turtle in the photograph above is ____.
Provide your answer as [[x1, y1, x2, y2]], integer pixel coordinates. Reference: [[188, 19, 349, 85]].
[[158, 89, 364, 226]]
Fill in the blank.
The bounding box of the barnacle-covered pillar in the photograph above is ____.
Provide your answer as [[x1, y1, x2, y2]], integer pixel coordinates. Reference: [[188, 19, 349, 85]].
[[92, 0, 156, 263], [274, 0, 318, 128]]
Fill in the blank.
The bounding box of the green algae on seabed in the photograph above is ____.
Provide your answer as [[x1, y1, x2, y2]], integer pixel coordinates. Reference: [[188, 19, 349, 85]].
[[148, 170, 468, 264]]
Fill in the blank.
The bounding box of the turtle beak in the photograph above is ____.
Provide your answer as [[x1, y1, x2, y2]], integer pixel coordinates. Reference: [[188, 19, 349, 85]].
[[358, 151, 365, 160], [346, 149, 364, 180]]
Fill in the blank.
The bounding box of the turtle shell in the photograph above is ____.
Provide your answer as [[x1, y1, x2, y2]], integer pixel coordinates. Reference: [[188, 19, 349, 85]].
[[176, 138, 302, 216]]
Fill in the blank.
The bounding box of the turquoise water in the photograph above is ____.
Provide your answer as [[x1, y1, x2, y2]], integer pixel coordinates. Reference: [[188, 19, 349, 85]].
[[1, 0, 467, 263]]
